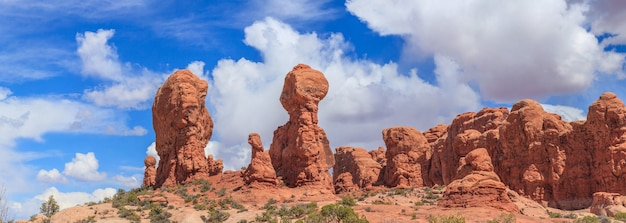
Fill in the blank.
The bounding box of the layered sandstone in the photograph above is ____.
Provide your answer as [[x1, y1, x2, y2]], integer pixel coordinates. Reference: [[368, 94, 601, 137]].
[[590, 192, 626, 217], [333, 146, 383, 193], [439, 148, 519, 213], [382, 126, 432, 188], [207, 155, 224, 176], [143, 156, 156, 187], [243, 133, 277, 186], [152, 70, 215, 188], [268, 64, 335, 190]]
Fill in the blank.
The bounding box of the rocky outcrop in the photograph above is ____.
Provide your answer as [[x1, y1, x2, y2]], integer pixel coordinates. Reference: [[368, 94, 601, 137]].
[[152, 70, 215, 188], [143, 156, 156, 187], [268, 64, 335, 190], [382, 126, 432, 188], [243, 133, 277, 186], [207, 155, 223, 176], [590, 192, 626, 217], [494, 100, 574, 207], [430, 107, 508, 186], [333, 146, 383, 193], [439, 148, 519, 213]]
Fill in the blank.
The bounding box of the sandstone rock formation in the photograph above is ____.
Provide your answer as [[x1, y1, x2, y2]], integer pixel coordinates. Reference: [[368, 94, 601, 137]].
[[268, 64, 335, 189], [243, 133, 277, 186], [333, 146, 383, 193], [207, 155, 224, 176], [439, 148, 519, 213], [590, 192, 626, 217], [152, 70, 215, 188], [143, 155, 157, 187], [382, 126, 432, 188]]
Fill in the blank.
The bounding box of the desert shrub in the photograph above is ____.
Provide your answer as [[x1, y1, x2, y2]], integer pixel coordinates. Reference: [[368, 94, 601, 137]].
[[149, 206, 173, 223], [486, 213, 516, 223], [201, 209, 231, 223], [216, 188, 227, 197], [263, 198, 278, 210], [319, 203, 368, 223], [427, 213, 465, 223], [424, 192, 440, 200], [615, 212, 626, 222], [73, 216, 96, 223], [117, 207, 140, 222], [339, 196, 357, 206], [573, 216, 599, 223], [112, 188, 149, 209]]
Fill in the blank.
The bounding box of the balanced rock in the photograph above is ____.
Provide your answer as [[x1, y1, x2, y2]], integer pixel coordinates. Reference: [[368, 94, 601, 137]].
[[143, 155, 157, 187], [333, 146, 383, 193], [152, 70, 215, 188], [382, 126, 432, 188], [439, 148, 519, 213], [590, 192, 626, 217], [269, 64, 335, 189], [243, 133, 277, 186]]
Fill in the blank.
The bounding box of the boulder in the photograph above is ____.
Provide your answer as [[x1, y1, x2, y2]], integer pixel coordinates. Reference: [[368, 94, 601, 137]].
[[382, 126, 432, 188], [152, 70, 215, 188], [268, 64, 335, 190], [243, 133, 278, 186], [333, 146, 383, 193], [439, 148, 519, 213], [590, 192, 626, 217]]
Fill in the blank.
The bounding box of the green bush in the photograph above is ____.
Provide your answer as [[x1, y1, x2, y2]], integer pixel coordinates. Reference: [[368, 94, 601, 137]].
[[149, 205, 173, 223], [615, 212, 626, 222], [573, 216, 599, 223], [201, 209, 231, 223], [263, 198, 278, 210], [319, 204, 368, 223], [117, 207, 140, 223], [339, 196, 357, 206], [216, 188, 227, 197], [427, 213, 465, 223], [486, 213, 516, 223]]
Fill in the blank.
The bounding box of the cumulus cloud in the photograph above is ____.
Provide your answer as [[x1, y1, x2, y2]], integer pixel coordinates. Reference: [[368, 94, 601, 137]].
[[77, 29, 166, 109], [346, 0, 626, 101], [587, 0, 626, 47], [63, 152, 106, 181], [36, 169, 67, 184], [0, 87, 11, 101], [541, 103, 587, 122], [145, 141, 220, 168], [207, 17, 481, 170], [112, 175, 141, 188]]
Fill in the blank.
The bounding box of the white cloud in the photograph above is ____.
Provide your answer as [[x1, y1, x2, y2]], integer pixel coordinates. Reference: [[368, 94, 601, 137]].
[[541, 103, 587, 122], [587, 0, 626, 47], [346, 0, 626, 101], [207, 17, 481, 170], [77, 29, 166, 109], [186, 61, 209, 81], [145, 140, 220, 168], [63, 152, 106, 181], [0, 87, 11, 101], [112, 175, 141, 189], [241, 0, 337, 24], [36, 169, 68, 184]]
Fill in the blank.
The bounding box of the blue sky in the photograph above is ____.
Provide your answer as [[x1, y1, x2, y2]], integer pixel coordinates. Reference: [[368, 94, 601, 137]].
[[1, 0, 625, 219]]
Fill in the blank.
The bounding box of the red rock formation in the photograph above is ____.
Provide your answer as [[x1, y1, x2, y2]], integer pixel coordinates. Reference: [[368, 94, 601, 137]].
[[439, 148, 519, 213], [143, 155, 156, 187], [207, 155, 223, 176], [431, 107, 509, 186], [590, 192, 626, 217], [152, 70, 215, 188], [333, 146, 383, 193], [268, 64, 335, 190], [243, 133, 277, 186], [382, 126, 432, 188]]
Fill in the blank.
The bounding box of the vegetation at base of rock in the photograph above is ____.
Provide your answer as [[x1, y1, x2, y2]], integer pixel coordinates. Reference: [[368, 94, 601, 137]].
[[112, 187, 151, 208], [486, 213, 515, 223], [73, 216, 96, 223], [255, 202, 367, 223], [149, 205, 174, 223], [117, 206, 141, 222], [614, 212, 626, 222], [338, 196, 357, 206], [201, 209, 230, 223], [546, 210, 577, 219], [427, 213, 466, 223]]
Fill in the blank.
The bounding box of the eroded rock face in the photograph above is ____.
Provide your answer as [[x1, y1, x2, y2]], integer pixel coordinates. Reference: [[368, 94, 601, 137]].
[[333, 146, 383, 193], [152, 70, 215, 188], [143, 156, 156, 187], [590, 192, 626, 217], [243, 133, 277, 186], [439, 148, 519, 213], [269, 64, 335, 190], [207, 155, 224, 176], [382, 126, 432, 188], [494, 100, 576, 208]]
